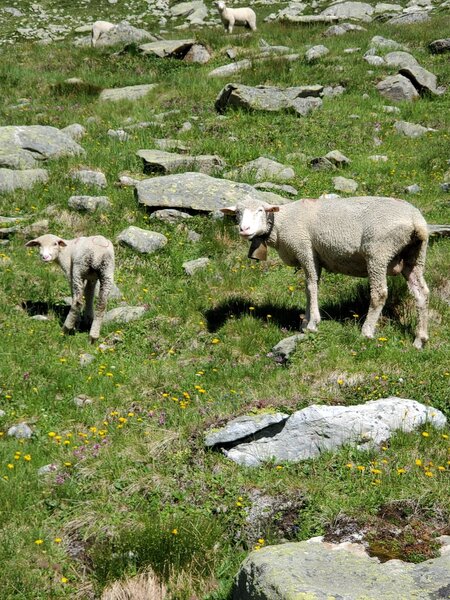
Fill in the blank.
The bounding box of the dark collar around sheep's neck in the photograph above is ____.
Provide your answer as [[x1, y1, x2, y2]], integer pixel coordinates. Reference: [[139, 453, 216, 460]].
[[247, 212, 275, 261]]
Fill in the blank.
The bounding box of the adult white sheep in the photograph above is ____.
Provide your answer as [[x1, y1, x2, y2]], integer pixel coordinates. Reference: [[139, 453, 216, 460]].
[[25, 234, 115, 343], [91, 20, 115, 47], [215, 1, 257, 34], [221, 196, 429, 349]]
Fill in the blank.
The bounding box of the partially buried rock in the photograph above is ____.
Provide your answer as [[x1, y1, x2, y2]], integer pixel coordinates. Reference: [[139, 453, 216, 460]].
[[139, 39, 196, 58], [405, 183, 421, 194], [324, 150, 351, 167], [320, 1, 374, 21], [117, 226, 168, 254], [333, 176, 358, 193], [0, 168, 48, 193], [384, 51, 419, 69], [108, 129, 130, 141], [150, 209, 192, 223], [324, 22, 366, 36], [254, 182, 298, 197], [226, 157, 295, 182], [399, 65, 439, 95], [68, 196, 111, 212], [387, 11, 430, 25], [73, 394, 93, 407], [137, 149, 225, 175], [103, 305, 147, 324], [305, 45, 329, 62], [70, 169, 107, 188], [429, 38, 450, 54], [7, 423, 33, 439], [93, 22, 158, 47], [183, 257, 210, 275], [154, 139, 189, 153], [394, 120, 435, 138], [310, 157, 336, 171], [99, 84, 157, 102], [376, 75, 419, 102], [208, 60, 252, 78], [183, 43, 211, 64], [268, 333, 306, 363]]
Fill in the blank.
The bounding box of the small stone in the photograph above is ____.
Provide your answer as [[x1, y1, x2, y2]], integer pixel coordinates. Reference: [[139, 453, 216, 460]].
[[405, 184, 421, 194], [107, 129, 130, 141], [103, 306, 147, 324], [268, 334, 306, 363], [368, 155, 388, 162], [187, 230, 201, 243], [291, 97, 323, 117], [117, 226, 168, 254], [7, 423, 33, 439], [183, 257, 210, 275], [440, 183, 450, 193], [73, 394, 93, 407], [333, 176, 358, 193], [394, 120, 434, 138], [68, 196, 111, 212], [305, 45, 329, 62], [364, 55, 385, 66], [253, 182, 298, 197], [324, 150, 351, 167], [150, 209, 193, 223], [61, 123, 86, 141], [382, 105, 401, 113], [70, 169, 107, 188], [310, 157, 336, 171], [79, 353, 95, 366], [179, 121, 192, 133], [38, 464, 58, 476]]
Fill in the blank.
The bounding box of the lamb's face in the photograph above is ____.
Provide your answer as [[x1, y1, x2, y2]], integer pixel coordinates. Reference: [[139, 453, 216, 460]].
[[221, 200, 279, 240], [216, 0, 226, 10], [25, 234, 67, 262]]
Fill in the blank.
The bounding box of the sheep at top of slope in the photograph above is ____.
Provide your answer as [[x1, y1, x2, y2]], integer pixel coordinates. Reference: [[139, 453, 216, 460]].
[[221, 195, 429, 349], [25, 234, 115, 343], [91, 20, 116, 47], [215, 1, 257, 34]]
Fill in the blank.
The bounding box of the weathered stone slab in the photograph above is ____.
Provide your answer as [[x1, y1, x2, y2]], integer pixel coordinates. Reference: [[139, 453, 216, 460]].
[[68, 196, 111, 212], [267, 333, 306, 363], [0, 125, 84, 169], [321, 1, 374, 21], [394, 120, 435, 138], [103, 306, 147, 324], [280, 14, 340, 23], [222, 398, 446, 467], [305, 45, 329, 62], [399, 65, 438, 95], [117, 226, 168, 253], [225, 157, 295, 182], [376, 74, 419, 102], [183, 257, 210, 275], [384, 50, 419, 69], [94, 22, 158, 47], [233, 537, 450, 600], [208, 60, 252, 78], [135, 172, 290, 213], [137, 149, 225, 175], [324, 22, 366, 36], [205, 413, 289, 447], [99, 84, 157, 102], [139, 39, 196, 58], [0, 168, 49, 193], [387, 11, 431, 25]]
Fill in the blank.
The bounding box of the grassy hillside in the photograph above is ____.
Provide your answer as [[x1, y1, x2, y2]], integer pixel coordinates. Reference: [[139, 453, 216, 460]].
[[0, 2, 449, 598]]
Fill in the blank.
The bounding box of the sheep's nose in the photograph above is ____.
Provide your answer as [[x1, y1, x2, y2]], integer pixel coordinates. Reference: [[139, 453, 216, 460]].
[[240, 225, 250, 233]]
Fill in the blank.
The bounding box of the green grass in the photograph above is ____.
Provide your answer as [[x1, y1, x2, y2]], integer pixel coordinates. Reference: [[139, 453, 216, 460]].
[[0, 3, 450, 598]]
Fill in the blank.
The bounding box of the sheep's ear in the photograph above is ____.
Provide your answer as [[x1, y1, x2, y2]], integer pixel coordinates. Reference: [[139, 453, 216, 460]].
[[264, 206, 280, 213], [221, 206, 237, 215], [25, 239, 40, 247], [58, 239, 67, 247]]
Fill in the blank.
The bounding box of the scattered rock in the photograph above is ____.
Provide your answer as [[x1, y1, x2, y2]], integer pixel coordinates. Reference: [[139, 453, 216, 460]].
[[103, 306, 147, 324], [305, 45, 329, 62], [429, 38, 450, 54], [205, 412, 289, 447], [373, 3, 402, 14], [68, 196, 111, 212], [370, 35, 403, 50], [268, 333, 306, 363], [99, 84, 157, 102], [233, 536, 450, 600], [399, 65, 439, 95], [7, 423, 33, 439], [376, 75, 420, 102], [79, 353, 95, 366], [154, 139, 189, 153], [394, 120, 435, 138], [73, 394, 93, 407], [183, 43, 211, 64], [368, 154, 388, 162], [137, 149, 225, 175], [382, 104, 401, 113], [208, 60, 252, 78], [364, 55, 385, 66], [183, 257, 210, 275], [280, 15, 340, 24], [384, 51, 419, 69], [139, 38, 196, 58], [333, 176, 358, 193], [226, 157, 295, 182], [38, 464, 59, 476], [93, 22, 158, 47], [324, 22, 366, 36], [0, 168, 49, 193], [324, 150, 351, 167], [291, 96, 323, 117], [61, 123, 86, 141], [70, 169, 107, 188], [405, 183, 421, 194], [107, 129, 130, 141], [117, 226, 168, 254], [387, 11, 431, 25], [187, 230, 201, 242], [310, 157, 336, 171], [150, 209, 192, 223]]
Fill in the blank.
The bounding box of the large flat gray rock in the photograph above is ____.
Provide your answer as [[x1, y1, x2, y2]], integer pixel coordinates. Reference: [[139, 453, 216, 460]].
[[399, 65, 439, 95], [280, 14, 340, 23], [376, 74, 419, 102], [387, 11, 431, 25], [135, 172, 290, 213], [117, 226, 168, 253], [222, 398, 446, 467], [0, 168, 49, 193], [321, 1, 374, 21], [139, 39, 196, 58], [226, 157, 295, 182], [215, 83, 325, 116], [137, 149, 225, 175], [384, 51, 419, 69], [0, 125, 84, 169], [94, 22, 158, 47], [205, 413, 289, 447], [233, 537, 450, 600], [99, 84, 157, 102]]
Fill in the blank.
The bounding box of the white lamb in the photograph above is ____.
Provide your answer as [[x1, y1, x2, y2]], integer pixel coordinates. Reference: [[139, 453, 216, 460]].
[[25, 234, 115, 343], [215, 1, 257, 34], [91, 20, 115, 47], [222, 195, 429, 349]]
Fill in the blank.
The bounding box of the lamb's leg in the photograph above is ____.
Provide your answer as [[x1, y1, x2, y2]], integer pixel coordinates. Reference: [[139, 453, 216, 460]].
[[302, 261, 321, 332], [361, 262, 388, 339], [228, 17, 234, 33], [89, 277, 111, 343], [403, 265, 429, 349], [63, 275, 84, 333], [83, 279, 97, 329]]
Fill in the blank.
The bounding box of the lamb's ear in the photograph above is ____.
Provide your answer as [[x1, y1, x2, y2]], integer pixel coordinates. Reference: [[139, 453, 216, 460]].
[[221, 206, 237, 215], [264, 206, 280, 213], [58, 239, 67, 247], [25, 239, 40, 247]]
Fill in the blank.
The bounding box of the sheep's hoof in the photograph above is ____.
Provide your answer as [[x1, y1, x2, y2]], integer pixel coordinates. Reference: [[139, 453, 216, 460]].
[[89, 335, 99, 344], [62, 325, 74, 335], [413, 337, 427, 350]]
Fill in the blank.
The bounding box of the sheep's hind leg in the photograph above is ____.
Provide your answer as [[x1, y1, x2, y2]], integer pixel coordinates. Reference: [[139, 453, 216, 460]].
[[302, 261, 321, 332], [89, 279, 111, 343], [361, 263, 388, 339], [403, 265, 429, 349], [82, 279, 96, 330], [63, 277, 84, 334]]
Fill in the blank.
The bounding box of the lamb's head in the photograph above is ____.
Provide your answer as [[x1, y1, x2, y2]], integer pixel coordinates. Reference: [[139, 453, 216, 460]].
[[25, 234, 67, 263], [216, 0, 226, 10], [221, 198, 279, 240]]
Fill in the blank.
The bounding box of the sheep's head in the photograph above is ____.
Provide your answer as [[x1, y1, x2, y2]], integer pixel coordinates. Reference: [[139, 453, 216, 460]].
[[216, 0, 226, 10], [221, 199, 280, 261], [25, 234, 67, 263]]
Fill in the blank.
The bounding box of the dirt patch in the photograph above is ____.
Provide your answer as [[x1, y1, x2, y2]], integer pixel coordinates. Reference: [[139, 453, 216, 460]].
[[324, 500, 450, 563]]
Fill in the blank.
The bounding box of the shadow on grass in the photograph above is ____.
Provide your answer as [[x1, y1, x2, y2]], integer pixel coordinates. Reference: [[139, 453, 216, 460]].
[[205, 279, 413, 337], [22, 300, 92, 333]]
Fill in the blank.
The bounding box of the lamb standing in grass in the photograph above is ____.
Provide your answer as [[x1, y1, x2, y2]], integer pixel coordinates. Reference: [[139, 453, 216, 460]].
[[215, 1, 257, 33], [222, 196, 429, 349], [91, 20, 115, 47], [25, 234, 115, 343]]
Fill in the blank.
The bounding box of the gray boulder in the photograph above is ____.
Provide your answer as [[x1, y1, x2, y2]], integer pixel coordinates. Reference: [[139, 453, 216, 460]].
[[68, 196, 111, 212], [70, 169, 107, 188], [253, 182, 298, 197], [183, 44, 211, 64], [205, 413, 289, 447], [61, 123, 86, 141], [370, 35, 403, 49], [324, 22, 366, 35], [394, 120, 435, 138], [103, 306, 147, 324], [137, 149, 225, 175], [170, 1, 205, 17], [373, 3, 402, 14], [226, 157, 295, 182], [324, 150, 351, 166], [150, 209, 192, 223], [364, 55, 385, 66], [208, 60, 252, 78], [384, 50, 419, 68], [387, 11, 431, 25], [139, 39, 196, 58], [117, 226, 168, 254], [223, 398, 446, 467], [305, 45, 329, 62], [183, 257, 210, 275], [0, 168, 49, 193], [399, 65, 439, 95], [0, 125, 84, 170], [280, 15, 340, 24], [429, 38, 450, 54], [376, 74, 419, 102], [233, 537, 450, 600], [333, 176, 358, 193], [94, 22, 158, 47], [7, 423, 33, 439], [321, 1, 374, 21], [154, 139, 189, 153], [135, 172, 290, 213], [99, 84, 157, 102], [268, 333, 306, 363]]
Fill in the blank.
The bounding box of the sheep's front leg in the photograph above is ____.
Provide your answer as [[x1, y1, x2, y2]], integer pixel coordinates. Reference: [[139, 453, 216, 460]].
[[89, 278, 111, 343], [361, 262, 388, 339], [302, 261, 321, 332], [63, 275, 84, 333], [228, 18, 234, 33]]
